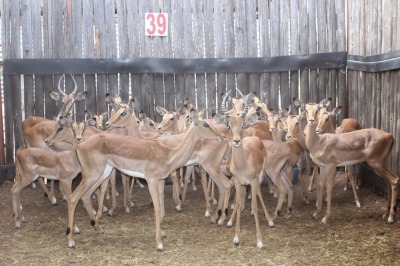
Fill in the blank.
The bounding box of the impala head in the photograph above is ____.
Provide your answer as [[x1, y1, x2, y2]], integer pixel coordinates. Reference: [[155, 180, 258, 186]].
[[85, 110, 108, 130], [50, 75, 87, 120], [105, 98, 138, 130], [214, 91, 258, 148], [138, 111, 159, 134], [315, 106, 342, 134], [45, 116, 78, 148], [187, 108, 225, 142], [277, 108, 290, 132], [285, 114, 305, 140], [294, 98, 330, 126]]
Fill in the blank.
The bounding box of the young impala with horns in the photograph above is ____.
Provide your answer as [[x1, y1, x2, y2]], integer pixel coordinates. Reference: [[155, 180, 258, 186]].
[[65, 108, 225, 251], [214, 91, 275, 248], [21, 74, 86, 204]]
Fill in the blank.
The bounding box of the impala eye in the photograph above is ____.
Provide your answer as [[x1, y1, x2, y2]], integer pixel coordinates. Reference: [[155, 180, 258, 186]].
[[227, 124, 231, 129], [149, 123, 154, 126], [170, 117, 175, 121], [57, 127, 63, 132], [121, 111, 126, 116], [204, 123, 209, 128]]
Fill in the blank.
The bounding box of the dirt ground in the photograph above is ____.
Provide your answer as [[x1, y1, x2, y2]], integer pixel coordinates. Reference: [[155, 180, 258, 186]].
[[1, 172, 400, 266]]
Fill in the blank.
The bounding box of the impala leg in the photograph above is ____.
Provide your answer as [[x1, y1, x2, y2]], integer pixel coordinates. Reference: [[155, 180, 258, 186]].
[[191, 166, 197, 191], [121, 173, 131, 213], [170, 171, 182, 212], [147, 178, 164, 251], [199, 168, 212, 218], [285, 167, 295, 218], [347, 166, 361, 208], [298, 155, 309, 204], [255, 176, 274, 227], [322, 166, 336, 224], [108, 170, 117, 216], [233, 178, 242, 246], [371, 165, 399, 223], [37, 177, 57, 205], [95, 177, 111, 220], [251, 179, 263, 248], [182, 165, 193, 202], [67, 166, 111, 248], [313, 166, 324, 220], [11, 175, 28, 228]]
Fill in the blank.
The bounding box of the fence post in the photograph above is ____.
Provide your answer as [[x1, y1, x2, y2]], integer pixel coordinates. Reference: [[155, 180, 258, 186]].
[[0, 61, 5, 185]]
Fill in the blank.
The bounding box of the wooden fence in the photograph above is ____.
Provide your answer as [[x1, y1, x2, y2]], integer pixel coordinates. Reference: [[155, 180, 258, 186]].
[[1, 0, 400, 183]]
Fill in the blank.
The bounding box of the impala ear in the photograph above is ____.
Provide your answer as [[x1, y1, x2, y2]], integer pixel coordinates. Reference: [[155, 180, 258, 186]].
[[332, 106, 342, 116], [213, 113, 228, 125], [319, 98, 331, 108], [155, 105, 168, 116], [189, 108, 199, 126], [293, 98, 305, 109], [128, 99, 137, 112]]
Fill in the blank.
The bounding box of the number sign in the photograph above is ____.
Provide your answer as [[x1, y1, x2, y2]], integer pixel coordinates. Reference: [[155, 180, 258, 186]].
[[145, 13, 168, 36]]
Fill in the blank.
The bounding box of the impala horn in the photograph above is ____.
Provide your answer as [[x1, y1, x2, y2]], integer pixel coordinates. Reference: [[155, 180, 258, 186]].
[[57, 74, 67, 96], [221, 90, 232, 115]]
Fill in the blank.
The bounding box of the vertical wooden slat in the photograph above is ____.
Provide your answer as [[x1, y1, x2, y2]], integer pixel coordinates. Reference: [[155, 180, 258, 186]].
[[269, 0, 280, 107], [194, 1, 206, 114], [116, 0, 130, 101], [279, 0, 290, 109], [336, 0, 346, 121], [105, 0, 118, 106], [4, 0, 22, 165], [204, 0, 216, 118], [246, 0, 259, 98], [93, 0, 108, 114], [224, 0, 235, 103], [162, 0, 175, 114], [348, 0, 359, 119], [82, 0, 97, 113], [298, 1, 309, 102], [234, 0, 248, 95], [214, 0, 226, 115], [139, 0, 155, 118], [21, 0, 34, 119], [289, 0, 299, 114], [259, 0, 271, 105], [172, 0, 185, 110], [317, 0, 327, 101], [308, 0, 317, 102], [183, 0, 195, 105], [126, 0, 142, 111], [32, 1, 44, 118]]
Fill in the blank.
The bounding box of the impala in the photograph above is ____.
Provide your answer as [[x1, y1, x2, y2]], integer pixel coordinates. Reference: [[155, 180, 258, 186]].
[[214, 91, 275, 248], [105, 100, 233, 224], [12, 117, 80, 233], [299, 99, 398, 224], [65, 109, 225, 251], [21, 74, 86, 204], [313, 105, 362, 208]]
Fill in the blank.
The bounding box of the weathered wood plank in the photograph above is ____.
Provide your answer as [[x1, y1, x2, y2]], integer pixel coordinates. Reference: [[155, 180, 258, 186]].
[[279, 0, 290, 109], [204, 0, 216, 117], [298, 2, 309, 102], [289, 0, 299, 114], [308, 0, 318, 102]]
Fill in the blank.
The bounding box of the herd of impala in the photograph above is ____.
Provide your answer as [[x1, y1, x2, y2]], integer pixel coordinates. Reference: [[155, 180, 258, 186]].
[[11, 75, 399, 251]]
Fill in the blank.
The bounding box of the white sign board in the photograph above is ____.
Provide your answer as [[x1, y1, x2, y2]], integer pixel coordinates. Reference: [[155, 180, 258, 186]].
[[145, 13, 168, 36]]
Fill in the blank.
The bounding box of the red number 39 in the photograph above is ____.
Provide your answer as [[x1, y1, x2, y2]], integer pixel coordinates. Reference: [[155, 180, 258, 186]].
[[145, 13, 168, 36]]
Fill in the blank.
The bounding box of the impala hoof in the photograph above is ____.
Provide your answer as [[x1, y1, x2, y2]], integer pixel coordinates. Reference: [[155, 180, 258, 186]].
[[257, 241, 263, 248], [68, 241, 76, 248], [233, 236, 240, 246], [322, 217, 328, 224], [157, 243, 164, 252], [227, 220, 233, 227], [356, 201, 361, 208]]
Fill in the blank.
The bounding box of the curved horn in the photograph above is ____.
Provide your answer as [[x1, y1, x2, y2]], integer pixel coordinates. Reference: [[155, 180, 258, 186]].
[[235, 88, 245, 98], [57, 74, 66, 96], [240, 94, 251, 117], [221, 90, 232, 114], [70, 74, 78, 94]]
